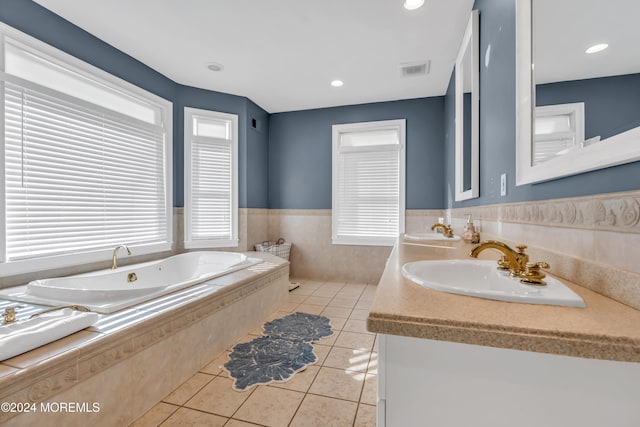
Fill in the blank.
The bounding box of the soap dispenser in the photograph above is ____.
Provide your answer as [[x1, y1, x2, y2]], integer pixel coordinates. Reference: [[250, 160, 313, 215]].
[[462, 214, 480, 244]]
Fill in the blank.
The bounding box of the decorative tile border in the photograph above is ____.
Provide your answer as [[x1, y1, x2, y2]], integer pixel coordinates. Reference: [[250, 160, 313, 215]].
[[451, 190, 640, 233], [447, 191, 640, 310]]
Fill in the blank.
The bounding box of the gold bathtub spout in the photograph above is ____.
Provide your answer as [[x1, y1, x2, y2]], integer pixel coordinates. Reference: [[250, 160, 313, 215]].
[[112, 245, 131, 270], [431, 223, 454, 238], [469, 240, 529, 276]]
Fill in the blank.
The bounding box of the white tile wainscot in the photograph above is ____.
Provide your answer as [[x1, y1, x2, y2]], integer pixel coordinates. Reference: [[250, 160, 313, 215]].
[[378, 334, 640, 427], [268, 209, 444, 283]]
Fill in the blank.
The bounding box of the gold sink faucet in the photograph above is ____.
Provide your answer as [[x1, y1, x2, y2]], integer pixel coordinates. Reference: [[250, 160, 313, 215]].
[[469, 240, 529, 274], [112, 245, 131, 269], [469, 240, 549, 286], [431, 223, 454, 238]]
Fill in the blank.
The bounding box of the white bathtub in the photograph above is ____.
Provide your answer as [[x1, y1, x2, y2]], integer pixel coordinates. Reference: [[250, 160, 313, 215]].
[[2, 252, 261, 313]]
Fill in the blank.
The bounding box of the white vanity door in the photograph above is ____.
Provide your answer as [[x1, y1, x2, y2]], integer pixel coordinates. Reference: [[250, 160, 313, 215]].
[[378, 334, 640, 427]]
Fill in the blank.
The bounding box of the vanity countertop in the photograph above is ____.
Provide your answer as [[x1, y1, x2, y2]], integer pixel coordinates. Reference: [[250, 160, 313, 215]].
[[367, 237, 640, 362]]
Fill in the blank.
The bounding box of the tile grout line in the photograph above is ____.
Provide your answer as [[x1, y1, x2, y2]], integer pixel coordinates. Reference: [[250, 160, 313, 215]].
[[161, 371, 217, 407], [227, 289, 334, 427], [147, 402, 180, 427], [283, 343, 325, 427], [284, 281, 367, 426]]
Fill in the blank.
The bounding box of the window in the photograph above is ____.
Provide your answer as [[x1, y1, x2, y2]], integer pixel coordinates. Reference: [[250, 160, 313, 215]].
[[534, 103, 584, 165], [184, 108, 238, 248], [332, 119, 406, 246], [1, 24, 173, 276]]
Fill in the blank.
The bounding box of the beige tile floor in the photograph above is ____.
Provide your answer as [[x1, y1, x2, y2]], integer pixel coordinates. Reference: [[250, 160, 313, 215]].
[[131, 280, 378, 427]]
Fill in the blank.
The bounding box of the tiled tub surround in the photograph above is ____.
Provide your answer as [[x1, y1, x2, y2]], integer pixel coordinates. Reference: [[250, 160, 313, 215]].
[[0, 253, 288, 426], [447, 189, 640, 310]]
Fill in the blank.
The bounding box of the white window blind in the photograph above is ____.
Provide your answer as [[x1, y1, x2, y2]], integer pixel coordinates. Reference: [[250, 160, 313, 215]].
[[533, 103, 585, 165], [1, 24, 173, 275], [4, 83, 168, 260], [332, 120, 406, 246], [184, 108, 238, 248]]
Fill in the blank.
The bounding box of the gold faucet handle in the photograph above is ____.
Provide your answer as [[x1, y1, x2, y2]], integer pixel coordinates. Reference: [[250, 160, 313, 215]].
[[444, 224, 454, 238], [497, 256, 511, 271], [519, 262, 549, 286], [515, 244, 528, 254], [2, 305, 24, 324]]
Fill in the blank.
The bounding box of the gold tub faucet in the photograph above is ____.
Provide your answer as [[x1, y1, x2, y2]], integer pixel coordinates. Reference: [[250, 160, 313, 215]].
[[112, 245, 131, 270], [431, 223, 454, 238]]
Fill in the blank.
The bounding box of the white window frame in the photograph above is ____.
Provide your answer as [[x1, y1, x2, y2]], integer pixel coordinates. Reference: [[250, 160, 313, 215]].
[[0, 23, 173, 276], [184, 107, 239, 249], [332, 119, 406, 246]]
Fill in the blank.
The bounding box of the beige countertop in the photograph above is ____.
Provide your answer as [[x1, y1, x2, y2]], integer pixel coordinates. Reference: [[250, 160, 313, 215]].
[[367, 237, 640, 362]]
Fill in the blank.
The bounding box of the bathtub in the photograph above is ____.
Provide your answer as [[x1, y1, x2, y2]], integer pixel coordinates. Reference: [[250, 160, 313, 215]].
[[1, 251, 261, 313], [0, 253, 289, 426]]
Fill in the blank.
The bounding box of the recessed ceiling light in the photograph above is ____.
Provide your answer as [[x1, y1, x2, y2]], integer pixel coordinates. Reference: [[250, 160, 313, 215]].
[[585, 43, 608, 54], [404, 0, 425, 10], [331, 80, 344, 87], [207, 62, 224, 72]]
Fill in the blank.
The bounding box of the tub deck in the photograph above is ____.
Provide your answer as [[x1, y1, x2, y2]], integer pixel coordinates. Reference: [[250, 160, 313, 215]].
[[0, 252, 289, 426]]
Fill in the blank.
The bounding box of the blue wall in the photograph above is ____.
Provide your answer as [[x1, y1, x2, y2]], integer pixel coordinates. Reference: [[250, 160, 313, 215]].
[[246, 101, 270, 208], [0, 0, 270, 209], [447, 0, 640, 208], [268, 98, 445, 209], [173, 86, 269, 208], [537, 73, 640, 141]]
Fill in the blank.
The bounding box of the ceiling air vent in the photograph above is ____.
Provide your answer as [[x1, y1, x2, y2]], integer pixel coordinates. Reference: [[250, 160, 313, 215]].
[[400, 60, 431, 77]]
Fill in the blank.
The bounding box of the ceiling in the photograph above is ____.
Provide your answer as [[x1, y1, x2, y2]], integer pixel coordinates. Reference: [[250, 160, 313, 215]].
[[33, 0, 474, 113], [534, 0, 640, 84]]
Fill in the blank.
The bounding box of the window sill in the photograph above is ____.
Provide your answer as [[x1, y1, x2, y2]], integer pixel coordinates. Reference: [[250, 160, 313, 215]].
[[0, 242, 174, 277], [332, 236, 397, 247], [184, 239, 239, 249]]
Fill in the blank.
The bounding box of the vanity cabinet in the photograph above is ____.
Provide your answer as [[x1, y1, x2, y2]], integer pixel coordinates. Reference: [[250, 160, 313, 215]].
[[368, 239, 640, 427], [377, 334, 640, 427]]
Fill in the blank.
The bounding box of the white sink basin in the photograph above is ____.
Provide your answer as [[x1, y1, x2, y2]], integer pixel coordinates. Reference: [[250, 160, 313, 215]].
[[404, 233, 461, 242], [402, 259, 585, 307]]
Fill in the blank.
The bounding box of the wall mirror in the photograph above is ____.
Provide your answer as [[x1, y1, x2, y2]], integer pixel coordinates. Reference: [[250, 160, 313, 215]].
[[516, 0, 640, 185], [455, 10, 479, 201]]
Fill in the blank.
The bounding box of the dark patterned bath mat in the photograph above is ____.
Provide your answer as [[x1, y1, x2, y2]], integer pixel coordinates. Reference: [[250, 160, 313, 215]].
[[224, 312, 333, 391]]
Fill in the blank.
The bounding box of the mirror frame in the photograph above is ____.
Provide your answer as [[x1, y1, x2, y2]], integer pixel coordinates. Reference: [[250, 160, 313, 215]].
[[516, 0, 640, 185], [454, 10, 479, 201]]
